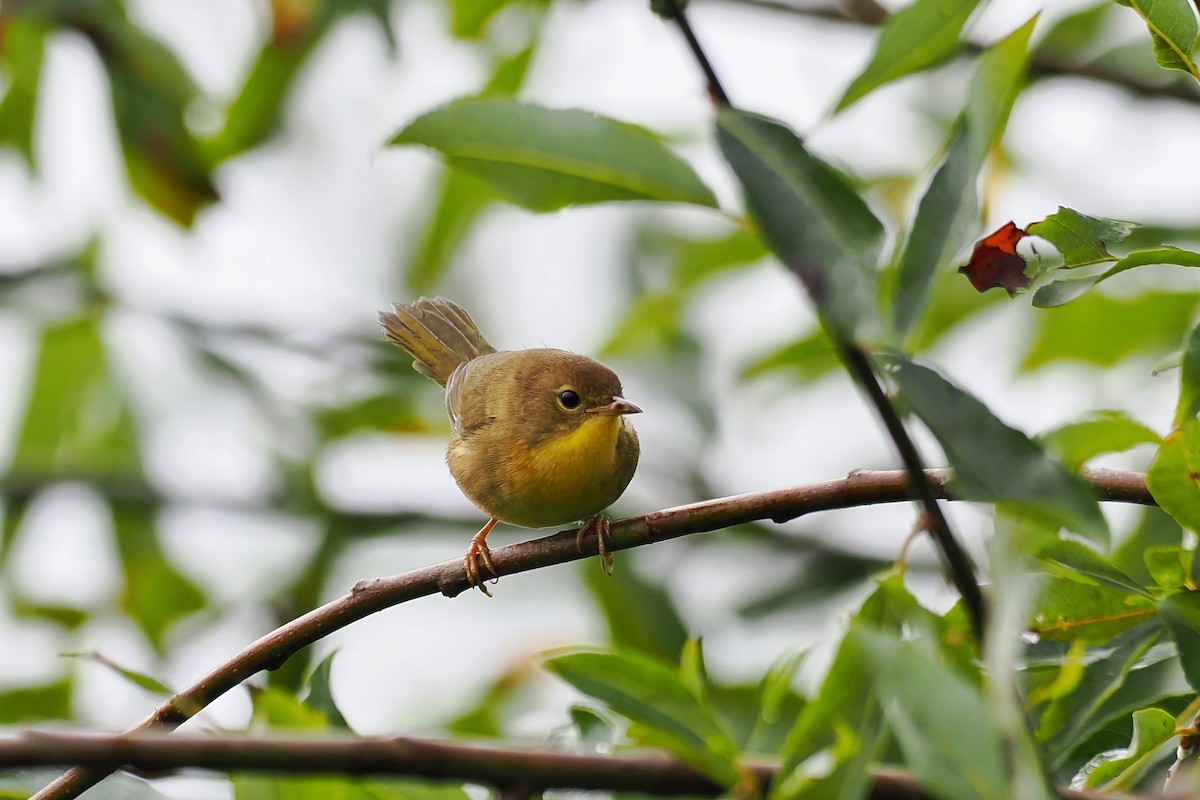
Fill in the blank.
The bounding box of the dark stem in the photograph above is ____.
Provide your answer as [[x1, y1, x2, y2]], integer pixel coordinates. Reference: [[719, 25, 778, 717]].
[[660, 0, 732, 107], [837, 342, 986, 638]]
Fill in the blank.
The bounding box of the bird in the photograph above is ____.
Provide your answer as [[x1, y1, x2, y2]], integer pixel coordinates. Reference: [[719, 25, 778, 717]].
[[378, 297, 641, 594]]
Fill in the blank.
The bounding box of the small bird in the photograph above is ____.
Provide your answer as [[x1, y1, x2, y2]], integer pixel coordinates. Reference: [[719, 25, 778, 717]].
[[378, 297, 641, 594]]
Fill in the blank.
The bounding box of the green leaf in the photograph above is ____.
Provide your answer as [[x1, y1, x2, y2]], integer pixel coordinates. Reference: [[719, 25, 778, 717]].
[[772, 574, 917, 800], [1176, 321, 1200, 426], [111, 503, 207, 651], [857, 627, 1009, 800], [305, 651, 351, 731], [448, 0, 519, 38], [61, 651, 171, 696], [1157, 591, 1200, 690], [0, 676, 72, 723], [883, 355, 1108, 543], [1031, 574, 1156, 644], [543, 649, 740, 785], [1040, 411, 1160, 469], [1037, 540, 1153, 598], [1037, 3, 1118, 58], [583, 559, 689, 663], [403, 168, 496, 293], [1112, 508, 1183, 587], [1027, 207, 1136, 268], [716, 107, 884, 339], [15, 315, 141, 476], [1023, 289, 1200, 367], [892, 17, 1035, 337], [1032, 247, 1200, 307], [1144, 546, 1193, 591], [741, 327, 840, 383], [1079, 707, 1177, 789], [391, 99, 718, 211], [0, 769, 173, 799], [1125, 0, 1199, 77], [0, 18, 46, 164], [836, 0, 983, 110], [1037, 621, 1164, 765], [366, 779, 472, 800], [1148, 419, 1200, 532]]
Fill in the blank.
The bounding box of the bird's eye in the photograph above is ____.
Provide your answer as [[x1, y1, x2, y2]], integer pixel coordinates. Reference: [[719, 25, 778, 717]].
[[558, 389, 581, 409]]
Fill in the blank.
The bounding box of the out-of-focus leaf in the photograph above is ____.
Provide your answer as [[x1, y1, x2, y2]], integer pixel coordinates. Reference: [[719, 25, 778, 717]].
[[543, 649, 740, 785], [1031, 574, 1156, 644], [568, 704, 616, 746], [444, 665, 528, 736], [1078, 707, 1177, 789], [1148, 419, 1200, 532], [741, 328, 839, 383], [1032, 247, 1200, 308], [0, 769, 173, 799], [1112, 508, 1183, 587], [14, 315, 140, 477], [449, 0, 519, 37], [837, 0, 982, 111], [894, 18, 1034, 336], [884, 355, 1108, 543], [679, 638, 708, 699], [666, 226, 768, 291], [210, 0, 397, 163], [392, 99, 718, 211], [480, 41, 535, 98], [0, 676, 71, 723], [1175, 321, 1200, 426], [305, 651, 351, 731], [10, 598, 88, 629], [111, 502, 206, 651], [1124, 0, 1199, 77], [1158, 591, 1200, 690], [316, 392, 428, 438], [1037, 3, 1117, 59], [1040, 411, 1160, 469], [582, 559, 688, 663], [403, 168, 496, 293], [1144, 545, 1193, 591], [1037, 621, 1163, 765], [772, 574, 918, 800], [1022, 289, 1200, 368], [857, 627, 1010, 800], [602, 293, 683, 357], [366, 780, 472, 800], [747, 650, 807, 754], [907, 261, 1008, 352], [716, 107, 884, 340], [1028, 207, 1136, 268], [0, 18, 46, 164], [1037, 540, 1152, 597], [61, 651, 171, 696], [737, 550, 890, 618]]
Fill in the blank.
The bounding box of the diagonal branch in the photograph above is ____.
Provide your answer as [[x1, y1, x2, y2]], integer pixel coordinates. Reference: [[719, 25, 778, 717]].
[[29, 468, 1153, 800], [4, 730, 1151, 800]]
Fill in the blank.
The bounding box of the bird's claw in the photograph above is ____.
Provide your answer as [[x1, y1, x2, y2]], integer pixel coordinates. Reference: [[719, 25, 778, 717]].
[[576, 515, 615, 575], [464, 533, 498, 596]]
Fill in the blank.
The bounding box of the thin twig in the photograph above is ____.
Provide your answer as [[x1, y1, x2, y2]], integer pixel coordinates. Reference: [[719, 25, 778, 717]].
[[28, 468, 1152, 800], [2, 731, 1155, 800], [839, 344, 985, 637], [660, 0, 732, 107]]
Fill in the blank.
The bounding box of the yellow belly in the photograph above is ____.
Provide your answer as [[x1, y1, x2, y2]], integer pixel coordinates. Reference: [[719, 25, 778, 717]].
[[449, 415, 636, 529]]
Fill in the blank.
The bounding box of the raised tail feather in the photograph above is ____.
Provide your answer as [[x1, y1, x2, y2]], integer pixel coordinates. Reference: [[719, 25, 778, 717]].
[[379, 297, 497, 386]]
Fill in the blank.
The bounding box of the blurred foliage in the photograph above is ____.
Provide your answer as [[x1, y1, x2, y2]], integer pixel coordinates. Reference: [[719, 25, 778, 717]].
[[4, 0, 1200, 798]]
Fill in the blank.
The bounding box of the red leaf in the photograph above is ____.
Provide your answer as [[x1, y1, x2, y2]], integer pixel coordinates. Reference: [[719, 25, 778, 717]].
[[958, 221, 1030, 297]]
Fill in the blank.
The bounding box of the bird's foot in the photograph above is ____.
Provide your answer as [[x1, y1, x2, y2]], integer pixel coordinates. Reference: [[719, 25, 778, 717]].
[[464, 520, 499, 596], [576, 514, 615, 575]]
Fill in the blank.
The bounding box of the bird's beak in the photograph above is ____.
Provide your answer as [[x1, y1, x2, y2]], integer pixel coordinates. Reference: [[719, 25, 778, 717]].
[[587, 396, 643, 416]]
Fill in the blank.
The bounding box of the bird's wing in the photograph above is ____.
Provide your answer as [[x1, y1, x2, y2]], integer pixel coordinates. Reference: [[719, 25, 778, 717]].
[[444, 354, 501, 437]]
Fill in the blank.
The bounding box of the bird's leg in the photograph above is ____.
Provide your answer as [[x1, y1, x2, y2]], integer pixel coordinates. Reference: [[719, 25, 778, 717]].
[[464, 517, 499, 595], [576, 514, 614, 575]]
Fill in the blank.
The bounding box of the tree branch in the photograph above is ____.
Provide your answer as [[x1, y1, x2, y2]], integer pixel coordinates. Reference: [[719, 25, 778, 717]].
[[705, 0, 1200, 107], [3, 731, 1156, 800], [28, 468, 1154, 800]]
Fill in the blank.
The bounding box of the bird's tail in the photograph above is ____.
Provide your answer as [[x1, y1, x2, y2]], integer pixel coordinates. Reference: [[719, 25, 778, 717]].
[[379, 297, 497, 386]]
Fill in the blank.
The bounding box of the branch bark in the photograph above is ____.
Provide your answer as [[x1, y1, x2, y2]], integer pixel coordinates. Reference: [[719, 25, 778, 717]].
[[2, 731, 1157, 800], [29, 468, 1154, 800]]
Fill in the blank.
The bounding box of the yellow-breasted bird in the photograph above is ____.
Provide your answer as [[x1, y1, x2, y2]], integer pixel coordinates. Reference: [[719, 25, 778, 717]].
[[378, 297, 641, 594]]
